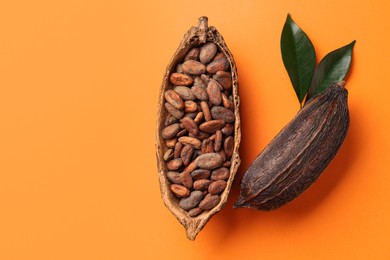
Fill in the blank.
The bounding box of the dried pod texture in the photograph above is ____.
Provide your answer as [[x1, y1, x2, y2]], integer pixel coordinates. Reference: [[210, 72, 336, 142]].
[[235, 82, 349, 210], [156, 17, 240, 240]]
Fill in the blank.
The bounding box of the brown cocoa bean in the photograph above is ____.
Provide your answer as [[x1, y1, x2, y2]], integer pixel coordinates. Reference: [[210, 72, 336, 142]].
[[164, 89, 184, 110], [188, 207, 203, 217], [178, 136, 201, 149], [200, 42, 217, 64], [201, 138, 214, 154], [183, 160, 197, 173], [211, 167, 229, 181], [221, 93, 233, 109], [167, 171, 182, 184], [196, 153, 223, 170], [176, 63, 184, 73], [184, 100, 198, 113], [180, 145, 194, 166], [199, 194, 221, 210], [165, 115, 178, 126], [211, 106, 235, 123], [163, 149, 173, 161], [182, 60, 206, 75], [174, 86, 195, 101], [162, 123, 181, 139], [170, 72, 194, 86], [218, 150, 227, 162], [170, 184, 190, 198], [200, 101, 212, 121], [165, 102, 184, 119], [167, 158, 183, 171], [194, 112, 204, 124], [191, 169, 211, 180], [222, 161, 231, 167], [206, 57, 229, 74], [221, 124, 234, 136], [208, 180, 227, 195], [184, 47, 200, 61], [201, 74, 210, 84], [224, 136, 234, 158], [212, 52, 225, 61], [207, 79, 222, 106], [199, 120, 225, 134], [180, 117, 199, 136], [191, 85, 208, 101], [165, 138, 177, 148], [213, 71, 232, 90], [214, 130, 222, 152], [177, 129, 188, 137], [179, 191, 204, 211], [180, 171, 193, 189], [174, 141, 183, 159], [194, 76, 206, 88], [193, 179, 212, 191]]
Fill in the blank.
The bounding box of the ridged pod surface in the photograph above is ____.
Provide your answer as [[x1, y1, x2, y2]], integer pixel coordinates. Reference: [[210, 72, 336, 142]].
[[156, 17, 241, 240], [235, 82, 349, 210]]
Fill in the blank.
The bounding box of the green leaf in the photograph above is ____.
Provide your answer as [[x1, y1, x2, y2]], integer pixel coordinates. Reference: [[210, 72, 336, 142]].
[[281, 14, 316, 105], [307, 40, 356, 100]]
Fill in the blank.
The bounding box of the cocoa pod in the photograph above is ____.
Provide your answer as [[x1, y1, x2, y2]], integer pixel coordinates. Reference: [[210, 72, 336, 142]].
[[235, 82, 349, 211], [156, 17, 241, 240]]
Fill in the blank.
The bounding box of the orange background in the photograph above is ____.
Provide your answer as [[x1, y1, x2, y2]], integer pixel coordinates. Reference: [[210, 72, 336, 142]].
[[0, 0, 389, 259]]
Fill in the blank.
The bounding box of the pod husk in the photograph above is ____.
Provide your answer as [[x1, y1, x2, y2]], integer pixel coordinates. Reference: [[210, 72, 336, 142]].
[[156, 17, 241, 240]]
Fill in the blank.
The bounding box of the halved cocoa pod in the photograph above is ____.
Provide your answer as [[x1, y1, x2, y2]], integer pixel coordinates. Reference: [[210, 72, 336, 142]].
[[156, 17, 240, 240]]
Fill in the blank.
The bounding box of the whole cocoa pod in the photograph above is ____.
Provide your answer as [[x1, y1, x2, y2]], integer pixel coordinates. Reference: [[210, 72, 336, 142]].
[[156, 17, 241, 240], [235, 81, 349, 210]]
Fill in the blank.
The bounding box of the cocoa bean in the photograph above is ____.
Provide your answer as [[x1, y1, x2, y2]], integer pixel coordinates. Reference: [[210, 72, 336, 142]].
[[170, 72, 193, 86], [224, 136, 234, 158], [162, 123, 181, 139], [214, 130, 222, 152], [188, 207, 203, 217], [191, 85, 208, 101], [200, 42, 218, 64], [221, 93, 233, 110], [194, 111, 204, 124], [208, 180, 227, 195], [182, 60, 206, 75], [206, 57, 229, 74], [184, 100, 198, 113], [200, 101, 212, 121], [178, 136, 201, 149], [194, 76, 206, 88], [167, 171, 182, 184], [174, 86, 195, 101], [184, 47, 200, 61], [211, 106, 235, 123], [213, 71, 232, 90], [199, 194, 221, 210], [177, 129, 188, 137], [193, 179, 211, 191], [207, 79, 222, 106], [221, 124, 234, 136], [174, 141, 183, 159], [165, 115, 178, 126], [201, 138, 214, 154], [163, 149, 173, 161], [170, 184, 190, 198], [167, 158, 183, 171], [165, 138, 177, 148], [165, 102, 184, 119], [210, 167, 230, 180], [191, 169, 211, 180], [212, 52, 225, 61], [196, 153, 223, 170], [180, 145, 194, 166], [179, 191, 204, 211], [199, 120, 225, 133], [180, 171, 193, 189], [164, 89, 184, 110], [201, 74, 210, 84], [180, 117, 199, 136]]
